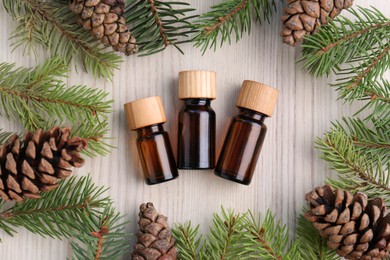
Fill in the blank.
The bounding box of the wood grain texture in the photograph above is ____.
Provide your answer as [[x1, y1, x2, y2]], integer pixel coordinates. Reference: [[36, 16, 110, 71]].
[[0, 0, 389, 259]]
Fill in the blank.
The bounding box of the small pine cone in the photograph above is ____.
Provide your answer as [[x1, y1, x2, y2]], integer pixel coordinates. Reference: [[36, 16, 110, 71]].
[[281, 0, 354, 46], [305, 185, 390, 259], [0, 127, 87, 202], [69, 0, 138, 55], [132, 202, 177, 260]]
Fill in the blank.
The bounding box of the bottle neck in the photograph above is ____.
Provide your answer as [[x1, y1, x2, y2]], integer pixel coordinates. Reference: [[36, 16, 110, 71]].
[[137, 124, 165, 138], [183, 98, 211, 106], [237, 107, 267, 123]]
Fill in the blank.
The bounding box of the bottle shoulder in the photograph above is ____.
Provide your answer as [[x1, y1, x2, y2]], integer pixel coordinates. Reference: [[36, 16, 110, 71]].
[[136, 124, 168, 140], [233, 114, 267, 127], [180, 104, 215, 114], [137, 131, 168, 142]]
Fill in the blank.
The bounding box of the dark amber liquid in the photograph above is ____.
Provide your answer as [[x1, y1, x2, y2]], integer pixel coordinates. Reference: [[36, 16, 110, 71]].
[[178, 99, 216, 169], [137, 124, 178, 185], [215, 108, 267, 185]]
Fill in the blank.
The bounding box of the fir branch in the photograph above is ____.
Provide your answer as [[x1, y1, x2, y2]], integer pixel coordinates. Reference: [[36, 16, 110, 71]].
[[0, 176, 109, 238], [300, 7, 390, 110], [172, 222, 201, 260], [315, 128, 390, 207], [148, 0, 171, 47], [0, 176, 129, 259], [345, 44, 389, 91], [70, 207, 129, 260], [300, 7, 389, 77], [0, 57, 112, 156], [296, 211, 338, 260], [303, 8, 390, 200], [204, 0, 249, 34], [333, 118, 390, 165], [355, 80, 390, 127], [173, 208, 300, 260], [73, 121, 113, 157], [192, 0, 276, 53], [125, 0, 196, 55], [3, 0, 122, 79], [199, 208, 248, 259], [243, 210, 293, 259]]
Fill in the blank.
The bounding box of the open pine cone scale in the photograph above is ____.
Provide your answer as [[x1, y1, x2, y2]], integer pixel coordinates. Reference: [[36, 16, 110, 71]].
[[281, 0, 354, 46], [0, 127, 87, 202], [69, 0, 138, 55], [305, 185, 390, 259]]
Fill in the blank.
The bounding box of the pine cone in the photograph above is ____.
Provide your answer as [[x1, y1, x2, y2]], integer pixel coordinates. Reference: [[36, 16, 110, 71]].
[[69, 0, 138, 55], [0, 127, 87, 202], [281, 0, 354, 46], [132, 202, 177, 260], [305, 185, 390, 259]]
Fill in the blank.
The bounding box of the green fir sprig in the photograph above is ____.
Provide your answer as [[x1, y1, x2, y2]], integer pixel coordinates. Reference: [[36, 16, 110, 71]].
[[295, 6, 390, 259], [296, 211, 338, 260], [199, 208, 248, 259], [300, 6, 390, 206], [0, 57, 112, 156], [299, 7, 390, 125], [192, 0, 276, 53], [354, 79, 390, 127], [0, 176, 109, 238], [2, 0, 199, 78], [242, 210, 301, 259], [173, 208, 300, 259], [173, 222, 201, 260], [125, 0, 197, 55], [334, 118, 390, 164], [2, 0, 123, 79], [315, 122, 390, 208], [70, 206, 129, 260], [0, 175, 130, 258]]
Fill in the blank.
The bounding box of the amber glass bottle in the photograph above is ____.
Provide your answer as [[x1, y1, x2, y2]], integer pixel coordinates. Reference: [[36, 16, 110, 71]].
[[215, 80, 279, 185], [177, 70, 216, 169], [124, 96, 178, 185]]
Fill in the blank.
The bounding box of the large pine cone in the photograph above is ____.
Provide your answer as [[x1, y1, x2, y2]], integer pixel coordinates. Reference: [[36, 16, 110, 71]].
[[281, 0, 354, 46], [0, 127, 87, 202], [132, 202, 177, 260], [69, 0, 138, 55], [305, 185, 390, 259]]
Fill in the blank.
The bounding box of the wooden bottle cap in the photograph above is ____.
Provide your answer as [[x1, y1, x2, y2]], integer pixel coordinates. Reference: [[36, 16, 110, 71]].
[[236, 80, 279, 117], [124, 96, 167, 130], [178, 70, 216, 99]]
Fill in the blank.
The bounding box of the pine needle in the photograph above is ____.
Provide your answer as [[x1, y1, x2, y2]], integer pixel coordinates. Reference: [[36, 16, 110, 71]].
[[243, 210, 299, 259], [125, 0, 197, 55], [172, 222, 201, 260], [296, 211, 338, 260], [70, 206, 130, 260], [192, 0, 276, 53]]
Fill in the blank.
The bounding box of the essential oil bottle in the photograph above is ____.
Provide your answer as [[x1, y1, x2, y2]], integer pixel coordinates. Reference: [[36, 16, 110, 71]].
[[124, 96, 178, 185], [177, 70, 216, 169], [215, 80, 279, 185]]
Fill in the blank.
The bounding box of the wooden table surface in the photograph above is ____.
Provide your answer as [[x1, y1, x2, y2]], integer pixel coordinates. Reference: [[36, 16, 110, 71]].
[[0, 0, 388, 259]]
